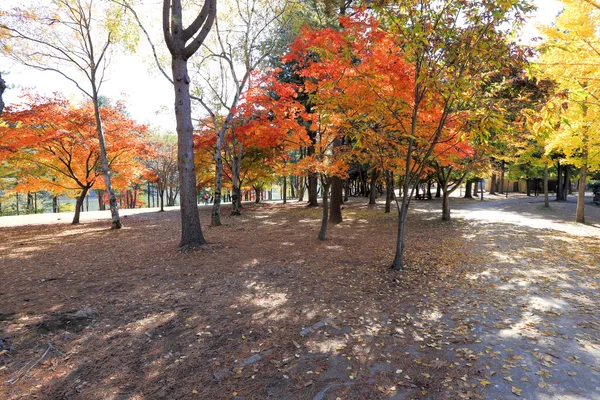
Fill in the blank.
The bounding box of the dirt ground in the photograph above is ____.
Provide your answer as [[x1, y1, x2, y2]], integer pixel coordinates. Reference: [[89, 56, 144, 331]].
[[1, 194, 599, 399]]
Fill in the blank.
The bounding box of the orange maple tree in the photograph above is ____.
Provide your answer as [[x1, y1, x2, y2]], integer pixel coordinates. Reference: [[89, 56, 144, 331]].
[[0, 94, 148, 224]]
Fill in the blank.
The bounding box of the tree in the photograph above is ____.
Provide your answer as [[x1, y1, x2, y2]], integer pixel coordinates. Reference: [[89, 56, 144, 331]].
[[189, 0, 293, 225], [162, 0, 216, 247], [0, 0, 138, 229], [538, 0, 600, 223], [374, 1, 532, 270], [0, 72, 5, 116], [1, 94, 147, 224], [143, 134, 178, 212]]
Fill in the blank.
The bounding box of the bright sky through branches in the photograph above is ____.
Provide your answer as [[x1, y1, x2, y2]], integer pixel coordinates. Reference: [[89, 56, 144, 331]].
[[0, 0, 563, 132]]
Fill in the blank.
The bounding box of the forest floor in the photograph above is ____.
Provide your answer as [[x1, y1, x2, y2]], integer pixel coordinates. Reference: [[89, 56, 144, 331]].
[[1, 194, 599, 400]]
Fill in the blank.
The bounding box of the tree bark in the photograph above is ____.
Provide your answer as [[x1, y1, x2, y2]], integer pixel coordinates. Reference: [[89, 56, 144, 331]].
[[556, 163, 563, 201], [368, 169, 378, 205], [576, 164, 586, 223], [170, 58, 206, 244], [544, 164, 549, 208], [318, 178, 331, 241], [426, 180, 432, 200], [91, 83, 121, 229], [0, 73, 5, 117], [282, 176, 287, 204], [344, 178, 350, 202], [473, 180, 478, 196], [442, 181, 451, 221], [254, 187, 261, 203], [385, 171, 394, 214], [308, 173, 318, 206], [211, 146, 224, 225], [499, 161, 505, 193], [490, 173, 497, 195], [72, 187, 90, 224], [329, 176, 343, 224], [464, 180, 473, 199], [435, 182, 441, 198]]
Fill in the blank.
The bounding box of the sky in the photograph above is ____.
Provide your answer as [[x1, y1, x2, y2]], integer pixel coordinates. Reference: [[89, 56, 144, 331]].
[[1, 0, 564, 133]]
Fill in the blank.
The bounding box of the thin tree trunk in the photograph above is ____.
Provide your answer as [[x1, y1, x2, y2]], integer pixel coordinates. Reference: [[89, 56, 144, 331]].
[[427, 180, 432, 200], [159, 189, 165, 212], [490, 173, 497, 195], [576, 164, 586, 223], [385, 172, 394, 214], [283, 176, 287, 204], [556, 163, 563, 201], [544, 164, 549, 207], [212, 145, 224, 225], [435, 182, 441, 198], [318, 179, 331, 241], [442, 181, 451, 221], [344, 178, 350, 202], [368, 169, 377, 205], [308, 173, 318, 206], [499, 161, 505, 194], [91, 85, 121, 229], [329, 176, 343, 224], [72, 187, 89, 224], [473, 180, 479, 196]]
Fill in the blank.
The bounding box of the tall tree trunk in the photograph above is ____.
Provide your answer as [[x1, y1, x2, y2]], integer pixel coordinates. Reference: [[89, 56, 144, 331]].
[[318, 178, 331, 241], [344, 178, 350, 202], [308, 173, 318, 206], [147, 182, 151, 208], [427, 180, 433, 200], [435, 182, 441, 198], [464, 180, 473, 199], [159, 189, 165, 212], [72, 187, 89, 224], [473, 180, 479, 196], [282, 176, 287, 204], [211, 144, 224, 225], [490, 173, 497, 195], [576, 164, 586, 223], [385, 171, 394, 214], [544, 164, 549, 208], [171, 57, 206, 245], [563, 166, 571, 199], [368, 169, 378, 205], [0, 72, 5, 117], [231, 184, 241, 215], [391, 173, 411, 270], [298, 177, 305, 202], [526, 178, 531, 196], [499, 161, 505, 193], [329, 176, 343, 224], [91, 81, 121, 229], [254, 187, 261, 203], [53, 195, 58, 213], [556, 162, 563, 201], [442, 180, 451, 221]]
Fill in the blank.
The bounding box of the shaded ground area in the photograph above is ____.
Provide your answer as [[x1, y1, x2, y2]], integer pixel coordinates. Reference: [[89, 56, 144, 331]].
[[0, 195, 598, 399]]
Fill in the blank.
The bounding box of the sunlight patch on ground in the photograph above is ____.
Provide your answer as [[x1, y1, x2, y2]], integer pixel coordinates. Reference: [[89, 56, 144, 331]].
[[307, 337, 348, 353], [454, 208, 600, 238], [529, 296, 567, 312], [119, 312, 177, 336]]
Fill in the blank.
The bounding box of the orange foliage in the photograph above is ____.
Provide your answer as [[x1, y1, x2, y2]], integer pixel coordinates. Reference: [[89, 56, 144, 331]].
[[0, 93, 148, 196]]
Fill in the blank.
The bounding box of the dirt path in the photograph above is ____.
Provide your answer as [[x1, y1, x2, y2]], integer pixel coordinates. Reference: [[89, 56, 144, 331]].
[[0, 196, 598, 399]]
